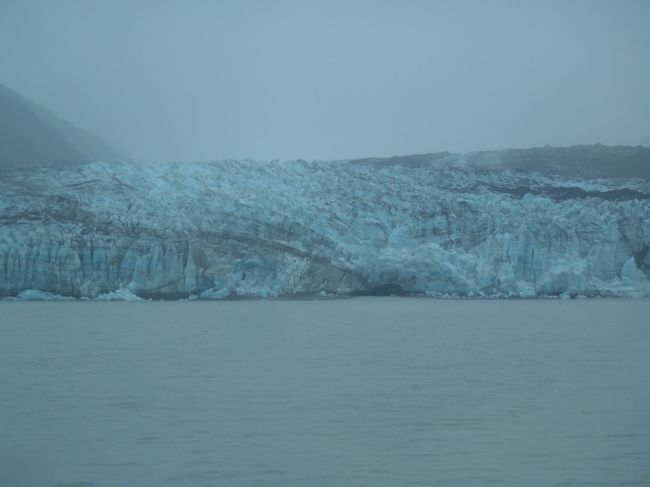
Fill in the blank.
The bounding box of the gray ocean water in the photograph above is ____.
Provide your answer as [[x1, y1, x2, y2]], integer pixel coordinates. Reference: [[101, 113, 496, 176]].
[[0, 298, 648, 487]]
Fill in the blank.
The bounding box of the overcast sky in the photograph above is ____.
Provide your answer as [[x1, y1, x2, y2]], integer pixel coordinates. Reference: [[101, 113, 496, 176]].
[[1, 0, 649, 162]]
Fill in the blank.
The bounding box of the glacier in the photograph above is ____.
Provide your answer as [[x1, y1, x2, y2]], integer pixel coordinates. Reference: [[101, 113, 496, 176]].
[[0, 152, 649, 299]]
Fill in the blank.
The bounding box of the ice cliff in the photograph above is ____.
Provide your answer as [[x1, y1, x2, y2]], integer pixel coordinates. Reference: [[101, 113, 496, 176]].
[[1, 150, 649, 299]]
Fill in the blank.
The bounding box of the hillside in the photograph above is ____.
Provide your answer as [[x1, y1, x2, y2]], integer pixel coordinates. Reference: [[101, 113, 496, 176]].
[[0, 83, 124, 169]]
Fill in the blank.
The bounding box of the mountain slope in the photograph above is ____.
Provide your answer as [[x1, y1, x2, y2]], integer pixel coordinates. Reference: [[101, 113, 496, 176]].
[[0, 83, 124, 169], [0, 149, 648, 299]]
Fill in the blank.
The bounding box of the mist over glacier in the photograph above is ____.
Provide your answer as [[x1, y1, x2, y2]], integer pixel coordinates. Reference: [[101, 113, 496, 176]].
[[1, 148, 648, 300]]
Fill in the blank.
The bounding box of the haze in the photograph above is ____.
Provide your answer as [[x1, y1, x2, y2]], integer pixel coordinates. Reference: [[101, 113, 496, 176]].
[[1, 0, 649, 162]]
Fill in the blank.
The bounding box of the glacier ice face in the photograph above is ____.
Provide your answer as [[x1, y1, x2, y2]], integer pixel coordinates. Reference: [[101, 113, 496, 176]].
[[0, 157, 649, 299]]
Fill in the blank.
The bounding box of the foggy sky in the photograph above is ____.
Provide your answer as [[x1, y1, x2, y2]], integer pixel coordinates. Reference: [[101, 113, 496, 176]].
[[1, 0, 649, 162]]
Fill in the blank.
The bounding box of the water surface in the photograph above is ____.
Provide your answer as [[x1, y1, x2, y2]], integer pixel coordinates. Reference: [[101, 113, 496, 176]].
[[1, 298, 649, 486]]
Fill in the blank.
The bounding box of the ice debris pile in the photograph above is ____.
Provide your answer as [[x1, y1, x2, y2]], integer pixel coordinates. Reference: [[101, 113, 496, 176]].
[[1, 152, 649, 299]]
